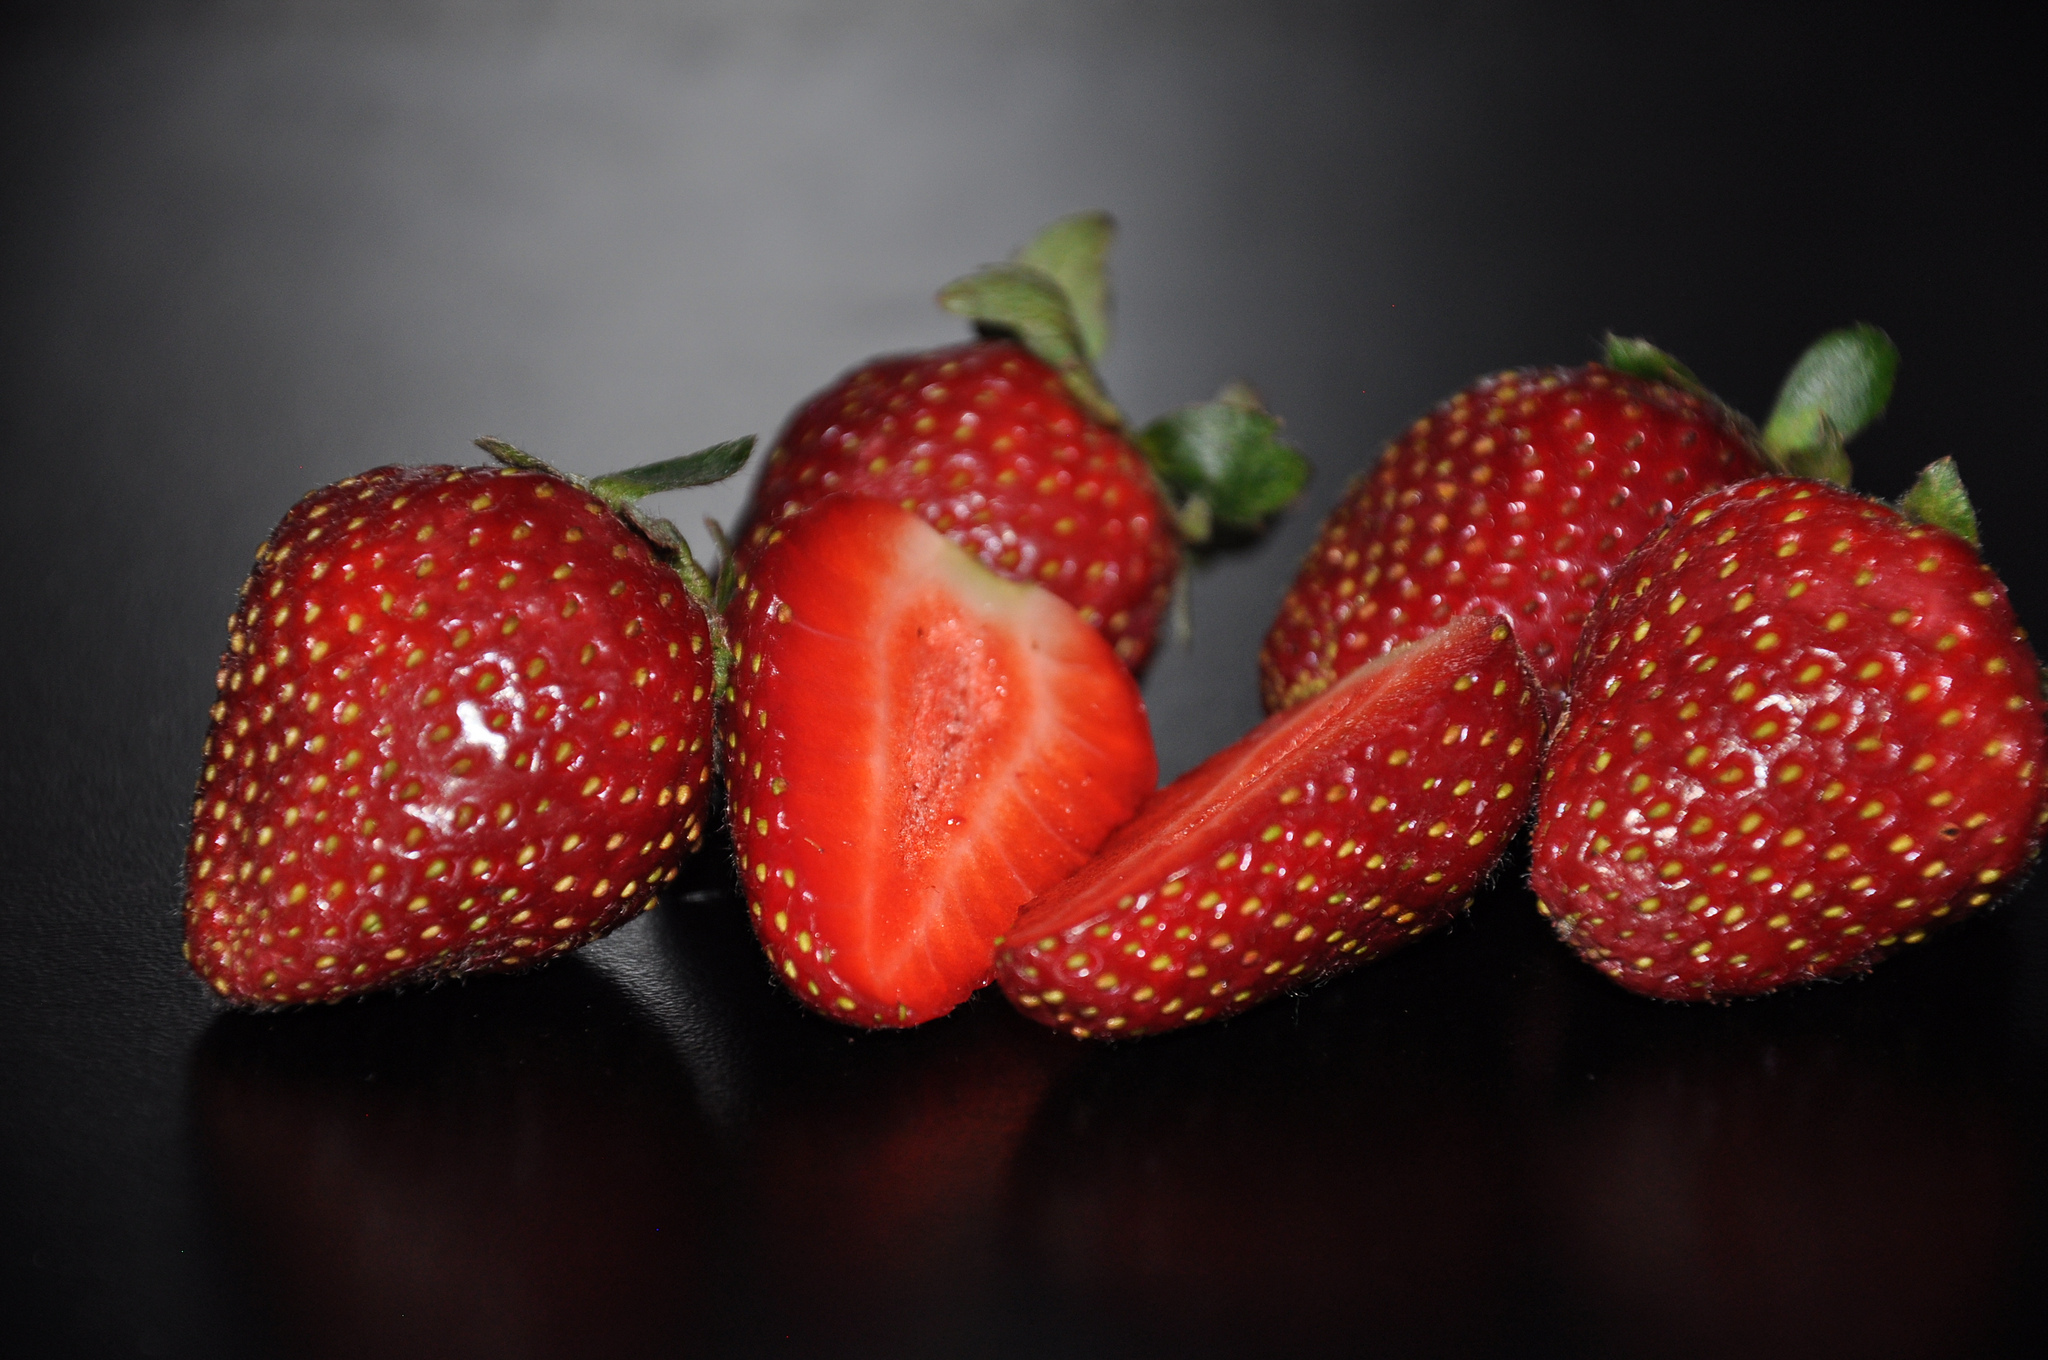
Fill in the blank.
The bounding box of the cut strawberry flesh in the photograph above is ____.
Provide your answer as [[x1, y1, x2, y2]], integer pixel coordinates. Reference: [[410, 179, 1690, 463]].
[[724, 497, 1157, 1026], [998, 613, 1545, 1038]]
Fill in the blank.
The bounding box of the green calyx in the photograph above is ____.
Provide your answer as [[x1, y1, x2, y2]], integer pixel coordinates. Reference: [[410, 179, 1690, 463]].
[[1136, 382, 1310, 545], [1601, 334, 1708, 397], [1012, 209, 1115, 365], [938, 212, 1121, 426], [585, 436, 755, 506], [476, 434, 755, 691], [1759, 324, 1898, 485], [1601, 324, 1898, 487], [940, 213, 1310, 547], [1897, 456, 1979, 546]]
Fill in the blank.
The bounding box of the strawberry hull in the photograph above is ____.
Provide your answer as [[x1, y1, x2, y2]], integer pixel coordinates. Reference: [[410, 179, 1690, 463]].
[[185, 465, 718, 1005], [1533, 477, 2048, 1000], [998, 614, 1545, 1038]]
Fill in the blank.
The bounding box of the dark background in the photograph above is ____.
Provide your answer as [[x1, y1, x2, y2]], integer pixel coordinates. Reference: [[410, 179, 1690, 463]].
[[4, 3, 2044, 1357]]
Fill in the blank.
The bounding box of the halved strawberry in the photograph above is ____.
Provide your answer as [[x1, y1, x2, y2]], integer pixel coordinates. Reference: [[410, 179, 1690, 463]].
[[722, 496, 1157, 1027], [997, 613, 1544, 1038]]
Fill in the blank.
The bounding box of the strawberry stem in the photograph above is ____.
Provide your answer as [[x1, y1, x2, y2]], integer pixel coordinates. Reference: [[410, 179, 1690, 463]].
[[702, 517, 741, 613]]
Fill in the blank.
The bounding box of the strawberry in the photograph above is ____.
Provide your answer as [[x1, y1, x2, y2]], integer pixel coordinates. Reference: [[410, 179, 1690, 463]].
[[996, 612, 1544, 1038], [722, 495, 1157, 1027], [747, 338, 1175, 667], [741, 211, 1308, 670], [1530, 464, 2048, 999], [1260, 326, 1900, 712], [184, 436, 752, 1005]]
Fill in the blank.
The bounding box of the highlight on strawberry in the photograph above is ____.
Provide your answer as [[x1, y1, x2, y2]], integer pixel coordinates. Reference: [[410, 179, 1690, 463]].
[[738, 211, 1311, 671], [184, 435, 753, 1005], [1531, 461, 2048, 999], [722, 496, 1158, 1028], [997, 613, 1545, 1038], [1261, 325, 1900, 714]]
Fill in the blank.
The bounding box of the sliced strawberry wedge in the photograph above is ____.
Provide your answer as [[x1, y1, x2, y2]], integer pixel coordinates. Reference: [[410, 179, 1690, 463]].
[[723, 497, 1157, 1027], [997, 614, 1544, 1038]]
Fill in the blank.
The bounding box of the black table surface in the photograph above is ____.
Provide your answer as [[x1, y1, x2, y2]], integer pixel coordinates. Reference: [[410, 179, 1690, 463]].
[[5, 4, 2045, 1357]]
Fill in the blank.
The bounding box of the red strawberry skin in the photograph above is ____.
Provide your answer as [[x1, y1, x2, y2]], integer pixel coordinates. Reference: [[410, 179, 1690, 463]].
[[997, 613, 1545, 1038], [741, 338, 1179, 669], [723, 496, 1157, 1027], [1532, 476, 2048, 1000], [185, 465, 718, 1005], [1262, 365, 1765, 711]]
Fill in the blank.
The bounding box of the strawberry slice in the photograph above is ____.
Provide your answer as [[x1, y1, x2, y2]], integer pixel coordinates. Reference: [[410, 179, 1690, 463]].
[[723, 497, 1157, 1027], [997, 614, 1544, 1038]]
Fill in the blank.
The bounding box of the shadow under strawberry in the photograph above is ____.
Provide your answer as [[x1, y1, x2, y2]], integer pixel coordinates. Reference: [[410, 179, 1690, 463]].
[[190, 958, 727, 1360], [1517, 915, 2033, 1360], [692, 990, 1084, 1360], [995, 903, 1538, 1360], [645, 827, 1096, 1354]]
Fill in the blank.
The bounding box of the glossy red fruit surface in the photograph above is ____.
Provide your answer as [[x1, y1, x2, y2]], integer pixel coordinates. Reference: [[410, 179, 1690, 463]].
[[185, 465, 717, 1004], [723, 496, 1157, 1027], [741, 338, 1179, 669], [1262, 364, 1765, 711], [1532, 476, 2048, 999], [998, 613, 1544, 1038]]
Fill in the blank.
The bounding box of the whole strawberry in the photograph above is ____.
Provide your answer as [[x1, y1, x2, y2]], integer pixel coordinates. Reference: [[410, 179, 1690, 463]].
[[184, 437, 750, 1005], [1261, 327, 1899, 711], [998, 613, 1544, 1038], [1531, 464, 2048, 999], [741, 212, 1308, 670]]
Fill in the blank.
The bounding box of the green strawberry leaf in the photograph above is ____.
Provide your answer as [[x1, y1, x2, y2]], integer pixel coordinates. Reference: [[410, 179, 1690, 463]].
[[1601, 334, 1708, 397], [1898, 456, 1979, 546], [475, 435, 552, 472], [1760, 323, 1898, 485], [1136, 385, 1310, 542], [1175, 495, 1215, 543], [1771, 413, 1855, 487], [937, 261, 1123, 426], [1013, 211, 1116, 365], [588, 436, 755, 505]]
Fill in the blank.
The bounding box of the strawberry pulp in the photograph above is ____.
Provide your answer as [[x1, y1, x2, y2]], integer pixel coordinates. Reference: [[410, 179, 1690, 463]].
[[723, 497, 1157, 1027], [998, 613, 1544, 1038]]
